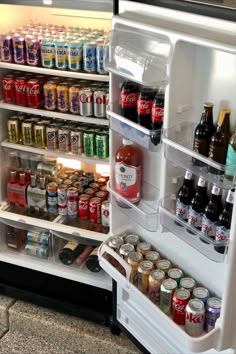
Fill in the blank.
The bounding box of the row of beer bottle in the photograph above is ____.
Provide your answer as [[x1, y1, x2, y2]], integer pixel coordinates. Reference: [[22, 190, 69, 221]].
[[176, 170, 234, 254]]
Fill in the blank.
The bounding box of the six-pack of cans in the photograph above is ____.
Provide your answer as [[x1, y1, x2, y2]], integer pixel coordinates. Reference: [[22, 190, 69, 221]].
[[0, 22, 109, 74]]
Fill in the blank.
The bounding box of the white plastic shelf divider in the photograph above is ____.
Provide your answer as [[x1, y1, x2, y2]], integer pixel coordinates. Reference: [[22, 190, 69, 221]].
[[1, 140, 110, 165], [0, 101, 109, 126], [0, 62, 109, 82]]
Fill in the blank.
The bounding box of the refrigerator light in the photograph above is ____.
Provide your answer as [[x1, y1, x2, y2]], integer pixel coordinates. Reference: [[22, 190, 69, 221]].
[[43, 0, 52, 5], [57, 158, 81, 170], [96, 164, 110, 175]]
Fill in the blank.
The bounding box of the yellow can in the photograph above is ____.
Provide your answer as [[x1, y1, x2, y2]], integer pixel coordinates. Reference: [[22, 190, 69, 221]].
[[56, 82, 69, 112], [43, 80, 57, 111]]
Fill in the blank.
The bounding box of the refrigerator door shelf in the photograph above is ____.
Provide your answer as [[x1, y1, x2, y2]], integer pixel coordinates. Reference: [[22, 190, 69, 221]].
[[108, 101, 162, 152], [105, 26, 171, 86], [98, 239, 221, 353], [163, 121, 236, 190], [107, 181, 159, 232]]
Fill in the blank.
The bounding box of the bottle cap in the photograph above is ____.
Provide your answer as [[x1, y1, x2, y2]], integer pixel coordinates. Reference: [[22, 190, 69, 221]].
[[185, 170, 193, 180], [122, 138, 133, 146], [204, 102, 213, 108], [198, 177, 206, 187], [212, 185, 221, 196], [226, 189, 235, 204]]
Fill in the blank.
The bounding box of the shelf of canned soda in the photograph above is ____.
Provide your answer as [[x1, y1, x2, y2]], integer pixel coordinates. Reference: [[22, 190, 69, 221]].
[[98, 232, 222, 352], [0, 23, 109, 75], [5, 113, 109, 162], [2, 72, 109, 121]]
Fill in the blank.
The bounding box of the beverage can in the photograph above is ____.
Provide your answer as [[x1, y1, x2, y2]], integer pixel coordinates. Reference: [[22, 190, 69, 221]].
[[84, 188, 95, 198], [145, 251, 160, 264], [25, 35, 41, 66], [8, 117, 19, 143], [160, 278, 178, 315], [44, 81, 57, 110], [0, 34, 13, 62], [83, 42, 97, 72], [127, 251, 143, 284], [34, 123, 46, 149], [96, 133, 109, 159], [180, 277, 196, 294], [95, 191, 107, 201], [15, 76, 27, 105], [93, 90, 106, 118], [68, 40, 84, 71], [79, 194, 90, 220], [136, 242, 152, 255], [83, 131, 95, 157], [119, 243, 135, 260], [84, 172, 94, 184], [185, 299, 205, 337], [79, 176, 89, 188], [69, 84, 80, 114], [125, 234, 140, 247], [46, 125, 58, 150], [79, 88, 93, 117], [89, 197, 102, 224], [172, 289, 191, 325], [47, 182, 58, 214], [168, 268, 184, 285], [13, 35, 25, 64], [138, 260, 154, 294], [101, 200, 110, 227], [89, 182, 100, 192], [70, 129, 83, 155], [57, 82, 69, 112], [96, 43, 109, 74], [205, 297, 221, 333], [58, 127, 70, 153], [148, 269, 165, 305], [2, 74, 15, 103], [22, 121, 34, 146], [26, 79, 41, 108], [67, 187, 78, 218], [55, 39, 68, 70], [41, 38, 55, 68], [193, 287, 210, 305]]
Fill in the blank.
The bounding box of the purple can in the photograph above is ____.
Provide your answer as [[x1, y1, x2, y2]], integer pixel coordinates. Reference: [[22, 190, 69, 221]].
[[205, 297, 221, 333], [25, 35, 41, 66], [13, 35, 26, 64], [79, 88, 93, 117], [0, 34, 13, 62]]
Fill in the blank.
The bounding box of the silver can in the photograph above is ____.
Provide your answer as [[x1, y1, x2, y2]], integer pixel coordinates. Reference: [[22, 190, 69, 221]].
[[105, 92, 109, 118], [119, 243, 135, 260], [93, 90, 106, 118], [46, 125, 58, 150], [70, 129, 83, 155], [125, 234, 140, 247], [57, 184, 67, 215], [108, 236, 124, 252], [180, 277, 196, 295], [193, 287, 210, 305], [185, 299, 205, 337], [79, 88, 93, 117], [58, 127, 70, 153], [101, 200, 110, 228]]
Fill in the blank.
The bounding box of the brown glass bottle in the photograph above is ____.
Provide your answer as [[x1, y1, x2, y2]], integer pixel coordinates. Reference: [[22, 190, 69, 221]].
[[175, 170, 195, 226]]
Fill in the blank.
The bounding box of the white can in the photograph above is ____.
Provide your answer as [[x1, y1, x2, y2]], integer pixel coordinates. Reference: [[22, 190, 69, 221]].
[[101, 200, 110, 227]]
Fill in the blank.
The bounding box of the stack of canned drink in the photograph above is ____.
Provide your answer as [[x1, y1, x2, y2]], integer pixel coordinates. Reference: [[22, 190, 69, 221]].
[[0, 22, 109, 74], [7, 114, 109, 159], [107, 233, 222, 337]]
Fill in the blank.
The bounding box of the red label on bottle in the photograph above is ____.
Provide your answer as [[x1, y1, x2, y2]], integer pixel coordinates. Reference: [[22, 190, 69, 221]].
[[115, 162, 141, 204], [120, 92, 138, 108], [137, 99, 152, 115], [152, 106, 164, 123]]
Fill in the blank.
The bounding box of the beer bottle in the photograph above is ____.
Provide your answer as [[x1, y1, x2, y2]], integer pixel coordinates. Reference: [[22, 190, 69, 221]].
[[225, 129, 236, 181], [187, 177, 208, 231], [201, 185, 222, 240], [215, 189, 234, 254], [192, 102, 214, 166], [59, 241, 86, 265], [176, 170, 195, 224], [208, 109, 231, 174]]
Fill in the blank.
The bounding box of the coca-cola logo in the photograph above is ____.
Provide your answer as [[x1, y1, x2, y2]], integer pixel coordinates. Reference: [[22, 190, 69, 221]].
[[89, 206, 96, 213], [121, 92, 137, 108], [94, 95, 106, 105], [79, 201, 88, 210], [186, 312, 204, 324], [15, 84, 26, 94], [3, 81, 12, 90], [152, 106, 164, 123], [174, 304, 185, 313], [80, 93, 92, 103], [27, 85, 40, 96]]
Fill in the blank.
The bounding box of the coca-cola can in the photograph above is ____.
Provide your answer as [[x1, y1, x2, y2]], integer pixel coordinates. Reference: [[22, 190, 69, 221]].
[[15, 76, 27, 105], [67, 187, 78, 218], [84, 188, 95, 198], [79, 194, 90, 220], [73, 181, 84, 195], [79, 88, 93, 117], [89, 197, 101, 224], [93, 90, 106, 118], [95, 190, 107, 201], [57, 184, 67, 215], [89, 182, 100, 192], [2, 74, 15, 103], [185, 299, 205, 337], [101, 200, 110, 227], [172, 289, 191, 325], [26, 79, 41, 108]]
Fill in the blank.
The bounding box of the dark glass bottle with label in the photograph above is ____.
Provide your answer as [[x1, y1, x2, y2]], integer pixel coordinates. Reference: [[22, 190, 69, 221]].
[[175, 170, 195, 226], [85, 247, 102, 272], [187, 177, 208, 232], [59, 241, 86, 266], [215, 189, 234, 254], [192, 102, 214, 166], [137, 88, 156, 129], [151, 87, 165, 146], [201, 185, 222, 241]]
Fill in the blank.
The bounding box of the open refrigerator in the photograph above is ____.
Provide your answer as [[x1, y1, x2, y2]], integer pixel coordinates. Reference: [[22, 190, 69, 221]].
[[97, 0, 236, 353]]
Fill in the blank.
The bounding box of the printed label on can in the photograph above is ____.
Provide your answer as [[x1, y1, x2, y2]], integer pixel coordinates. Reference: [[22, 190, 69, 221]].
[[115, 162, 141, 203], [148, 284, 161, 305]]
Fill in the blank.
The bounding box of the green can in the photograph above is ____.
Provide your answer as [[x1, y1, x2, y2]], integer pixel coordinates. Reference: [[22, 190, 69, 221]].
[[83, 131, 95, 157], [95, 132, 109, 159], [167, 268, 184, 285]]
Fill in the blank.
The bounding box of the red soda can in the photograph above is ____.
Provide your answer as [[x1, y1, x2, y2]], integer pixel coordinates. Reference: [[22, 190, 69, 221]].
[[100, 184, 109, 197], [67, 187, 78, 218], [172, 289, 191, 325], [95, 191, 107, 201], [97, 177, 107, 186], [73, 181, 84, 195], [2, 74, 15, 103], [15, 76, 27, 105], [26, 79, 41, 108], [84, 188, 95, 198], [79, 194, 90, 220], [89, 197, 102, 224], [89, 182, 100, 192]]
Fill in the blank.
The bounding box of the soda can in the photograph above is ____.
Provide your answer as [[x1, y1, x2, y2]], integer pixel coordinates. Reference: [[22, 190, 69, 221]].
[[83, 42, 97, 72], [148, 269, 165, 305], [78, 194, 90, 220], [25, 35, 41, 66], [68, 40, 84, 71], [172, 289, 191, 325], [138, 260, 154, 294], [89, 197, 101, 224], [127, 251, 143, 284], [8, 117, 20, 143], [44, 81, 57, 110], [105, 92, 109, 118], [95, 133, 109, 159], [15, 76, 27, 105], [119, 243, 135, 261], [180, 277, 196, 295], [168, 268, 184, 285], [25, 242, 48, 259], [26, 231, 50, 245], [26, 79, 41, 108], [125, 234, 140, 247], [83, 131, 95, 157], [55, 39, 68, 70], [84, 188, 95, 198], [67, 187, 78, 218], [101, 200, 110, 228], [95, 191, 107, 202], [70, 128, 84, 155], [13, 35, 25, 64], [57, 82, 69, 112], [136, 242, 152, 256], [96, 43, 109, 74], [64, 179, 73, 187], [22, 121, 34, 146], [2, 74, 15, 103], [185, 299, 205, 337], [160, 278, 178, 315], [37, 162, 57, 177], [69, 84, 80, 114], [47, 182, 58, 214], [89, 182, 100, 192], [93, 90, 106, 118], [73, 182, 84, 195], [193, 287, 210, 305], [34, 123, 46, 149], [84, 172, 94, 183], [205, 297, 221, 333], [145, 251, 160, 264], [100, 185, 109, 198], [58, 127, 70, 153], [78, 176, 89, 188], [46, 125, 59, 150], [0, 34, 13, 62], [41, 38, 55, 68], [79, 88, 93, 117], [97, 177, 107, 187]]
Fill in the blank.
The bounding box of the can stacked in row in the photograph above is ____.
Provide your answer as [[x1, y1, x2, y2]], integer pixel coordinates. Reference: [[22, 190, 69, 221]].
[[2, 72, 109, 118], [107, 233, 222, 337], [7, 114, 109, 159], [0, 23, 109, 74]]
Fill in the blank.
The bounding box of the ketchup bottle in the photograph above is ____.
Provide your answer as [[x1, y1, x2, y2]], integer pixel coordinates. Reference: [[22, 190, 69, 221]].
[[115, 138, 142, 208]]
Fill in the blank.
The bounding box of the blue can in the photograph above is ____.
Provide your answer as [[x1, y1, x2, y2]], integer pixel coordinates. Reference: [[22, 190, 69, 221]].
[[55, 39, 68, 70], [47, 182, 58, 214], [27, 231, 50, 245], [41, 38, 55, 68], [26, 36, 41, 66], [68, 40, 84, 71], [96, 43, 109, 74], [0, 34, 13, 62], [83, 42, 97, 73], [25, 242, 49, 259], [13, 35, 25, 64]]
